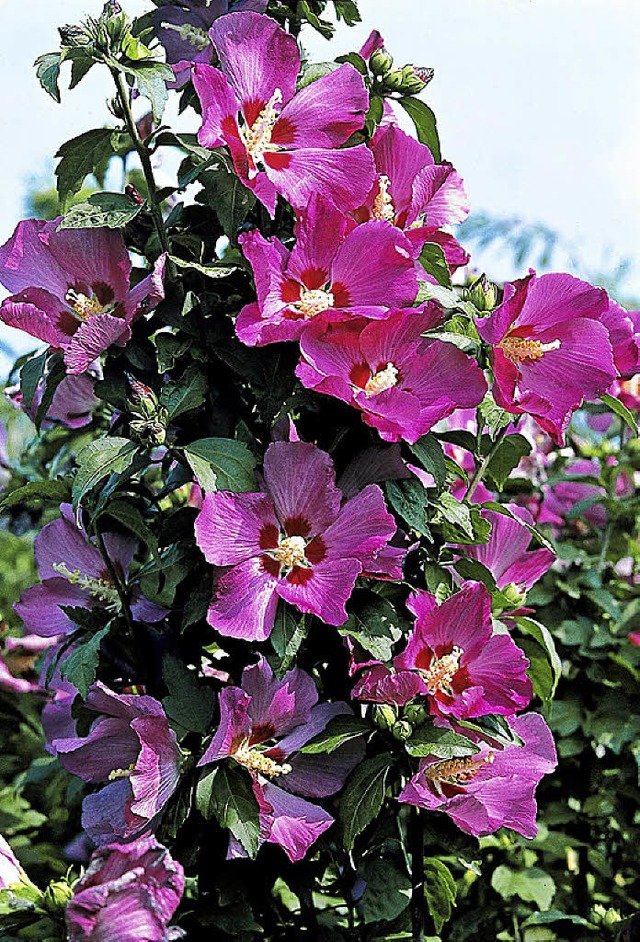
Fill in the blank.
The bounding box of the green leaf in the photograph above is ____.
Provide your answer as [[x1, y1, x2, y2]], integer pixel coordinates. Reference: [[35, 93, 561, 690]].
[[385, 479, 432, 538], [339, 755, 393, 851], [516, 616, 562, 704], [361, 859, 411, 924], [457, 714, 524, 749], [338, 595, 404, 661], [478, 391, 513, 439], [34, 52, 62, 103], [60, 626, 111, 699], [72, 437, 139, 510], [184, 437, 257, 493], [364, 94, 384, 137], [99, 499, 159, 562], [168, 256, 239, 280], [20, 350, 48, 413], [196, 765, 261, 857], [34, 354, 66, 431], [419, 243, 451, 287], [202, 166, 256, 239], [398, 97, 441, 161], [270, 606, 307, 674], [491, 865, 555, 910], [0, 479, 71, 511], [162, 654, 214, 735], [300, 714, 369, 755], [297, 61, 341, 90], [405, 723, 479, 759], [435, 492, 491, 544], [160, 366, 208, 420], [408, 433, 447, 490], [55, 128, 117, 210], [483, 432, 531, 491], [121, 61, 174, 123], [601, 392, 638, 436], [58, 191, 142, 230], [333, 1, 362, 25], [424, 858, 456, 933]]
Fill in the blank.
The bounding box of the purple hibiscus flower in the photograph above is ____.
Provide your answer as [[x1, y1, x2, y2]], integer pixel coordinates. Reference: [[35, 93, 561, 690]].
[[354, 582, 532, 718], [600, 300, 640, 380], [354, 123, 469, 269], [0, 219, 165, 375], [296, 306, 487, 444], [398, 712, 557, 838], [194, 441, 400, 641], [6, 370, 100, 429], [15, 504, 167, 638], [52, 682, 182, 845], [236, 194, 418, 346], [151, 0, 267, 87], [451, 504, 555, 594], [536, 458, 608, 530], [192, 11, 375, 215], [65, 836, 184, 942], [198, 658, 364, 862], [476, 271, 616, 445]]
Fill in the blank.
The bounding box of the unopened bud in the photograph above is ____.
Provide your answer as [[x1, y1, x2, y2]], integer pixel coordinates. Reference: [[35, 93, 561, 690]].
[[382, 68, 404, 92], [403, 703, 428, 725], [372, 703, 398, 731], [392, 719, 413, 741], [58, 23, 91, 46], [103, 0, 122, 13], [501, 582, 528, 608], [130, 419, 167, 447], [465, 276, 499, 312], [125, 184, 145, 206], [398, 63, 434, 95], [43, 880, 73, 914], [369, 47, 394, 76]]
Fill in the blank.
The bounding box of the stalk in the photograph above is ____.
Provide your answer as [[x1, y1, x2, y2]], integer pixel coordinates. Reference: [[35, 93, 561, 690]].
[[410, 807, 425, 942]]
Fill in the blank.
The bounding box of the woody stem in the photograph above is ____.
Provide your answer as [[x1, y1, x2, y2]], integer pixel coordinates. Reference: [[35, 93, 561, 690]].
[[111, 69, 170, 253], [464, 425, 509, 501], [410, 807, 425, 942]]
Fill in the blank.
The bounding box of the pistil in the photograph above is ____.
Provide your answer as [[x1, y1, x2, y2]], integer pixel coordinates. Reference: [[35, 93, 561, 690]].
[[421, 646, 463, 696], [273, 535, 307, 570], [234, 742, 292, 779], [500, 335, 561, 363], [295, 286, 335, 319], [65, 289, 106, 320], [364, 362, 399, 397], [425, 751, 495, 792], [372, 174, 396, 223], [52, 562, 121, 608], [240, 89, 283, 177]]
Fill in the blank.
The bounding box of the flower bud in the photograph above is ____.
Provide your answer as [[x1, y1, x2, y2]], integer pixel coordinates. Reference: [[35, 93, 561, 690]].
[[500, 582, 528, 608], [43, 879, 73, 914], [403, 703, 428, 725], [58, 24, 91, 46], [369, 47, 394, 76], [392, 719, 413, 741], [382, 69, 404, 92], [372, 703, 397, 731], [125, 184, 145, 206], [465, 276, 499, 312], [398, 64, 434, 95]]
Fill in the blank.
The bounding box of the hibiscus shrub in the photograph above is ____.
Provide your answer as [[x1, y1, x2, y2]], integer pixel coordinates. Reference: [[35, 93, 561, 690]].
[[0, 2, 639, 940]]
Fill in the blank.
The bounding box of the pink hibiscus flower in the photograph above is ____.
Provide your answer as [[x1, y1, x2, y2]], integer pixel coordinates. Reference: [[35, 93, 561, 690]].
[[192, 11, 375, 215], [236, 194, 418, 346], [476, 271, 616, 444], [0, 219, 165, 375], [297, 306, 487, 443], [194, 441, 400, 641]]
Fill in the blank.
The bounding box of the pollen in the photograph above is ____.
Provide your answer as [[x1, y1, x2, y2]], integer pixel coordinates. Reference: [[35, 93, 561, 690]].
[[296, 286, 335, 319], [108, 763, 136, 782], [240, 89, 283, 177], [163, 22, 210, 51], [421, 645, 463, 696], [234, 743, 292, 779], [65, 289, 106, 320], [52, 562, 121, 608], [372, 174, 396, 223], [500, 335, 561, 363], [425, 751, 495, 789], [274, 535, 307, 570], [364, 362, 399, 397]]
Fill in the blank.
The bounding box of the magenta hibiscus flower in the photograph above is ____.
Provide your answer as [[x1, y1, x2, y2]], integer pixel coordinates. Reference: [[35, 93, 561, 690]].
[[296, 306, 487, 443], [600, 300, 640, 379], [355, 123, 469, 268], [52, 682, 182, 845], [398, 712, 556, 837], [15, 504, 167, 638], [476, 271, 616, 444], [354, 582, 532, 719], [66, 836, 184, 942], [192, 11, 375, 215], [198, 658, 363, 862], [0, 219, 165, 375], [236, 194, 418, 346], [194, 441, 400, 641], [451, 504, 555, 593]]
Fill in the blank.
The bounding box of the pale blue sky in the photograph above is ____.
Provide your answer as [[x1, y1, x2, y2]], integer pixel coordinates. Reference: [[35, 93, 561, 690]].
[[0, 0, 638, 369]]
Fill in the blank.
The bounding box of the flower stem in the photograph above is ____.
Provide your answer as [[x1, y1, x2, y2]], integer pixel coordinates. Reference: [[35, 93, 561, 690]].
[[464, 425, 509, 501], [111, 68, 170, 253], [410, 807, 425, 942], [94, 525, 135, 636]]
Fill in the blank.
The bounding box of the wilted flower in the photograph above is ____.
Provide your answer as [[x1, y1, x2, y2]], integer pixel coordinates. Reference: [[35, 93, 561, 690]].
[[15, 504, 167, 637], [476, 271, 616, 444], [237, 194, 418, 346], [65, 836, 184, 942], [199, 658, 363, 861], [52, 682, 182, 845], [398, 712, 557, 837], [297, 306, 487, 443], [0, 219, 165, 375], [194, 440, 400, 640], [193, 11, 375, 214]]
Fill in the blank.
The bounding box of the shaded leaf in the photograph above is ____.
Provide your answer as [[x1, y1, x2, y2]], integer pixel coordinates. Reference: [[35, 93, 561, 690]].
[[58, 191, 142, 230], [184, 438, 257, 493], [398, 96, 441, 161], [424, 857, 457, 933], [55, 129, 117, 210], [34, 52, 62, 103], [196, 765, 261, 857], [339, 755, 393, 851], [72, 437, 139, 511], [60, 625, 111, 699]]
